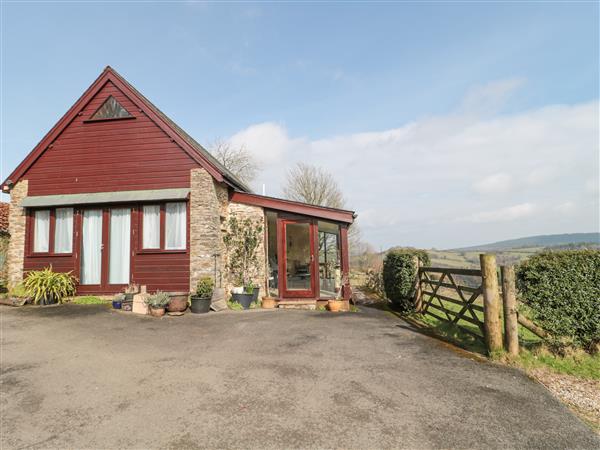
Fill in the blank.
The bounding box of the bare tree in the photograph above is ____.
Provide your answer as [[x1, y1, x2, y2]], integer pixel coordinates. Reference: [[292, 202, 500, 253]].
[[208, 139, 258, 186], [282, 163, 345, 208], [283, 162, 362, 250]]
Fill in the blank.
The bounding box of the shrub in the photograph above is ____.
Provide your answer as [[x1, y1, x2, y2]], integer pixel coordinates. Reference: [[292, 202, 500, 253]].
[[145, 291, 170, 309], [223, 215, 263, 287], [23, 267, 77, 304], [195, 277, 214, 298], [516, 250, 600, 352], [9, 282, 30, 299], [382, 248, 429, 311]]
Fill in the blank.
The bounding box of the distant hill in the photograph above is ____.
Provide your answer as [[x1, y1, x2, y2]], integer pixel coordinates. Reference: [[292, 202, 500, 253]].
[[453, 233, 600, 252]]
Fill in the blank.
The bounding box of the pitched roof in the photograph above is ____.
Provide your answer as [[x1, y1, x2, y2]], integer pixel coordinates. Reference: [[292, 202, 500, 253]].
[[2, 66, 251, 193], [112, 69, 252, 193]]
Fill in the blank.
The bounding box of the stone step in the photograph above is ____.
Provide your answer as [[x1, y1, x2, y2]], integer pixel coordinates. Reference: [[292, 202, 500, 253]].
[[277, 300, 317, 310]]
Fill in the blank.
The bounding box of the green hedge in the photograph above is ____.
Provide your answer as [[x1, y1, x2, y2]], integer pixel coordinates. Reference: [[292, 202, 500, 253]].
[[516, 250, 600, 352], [383, 248, 429, 311]]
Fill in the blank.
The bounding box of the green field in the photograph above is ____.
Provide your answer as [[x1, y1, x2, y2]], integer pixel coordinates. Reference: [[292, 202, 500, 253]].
[[427, 247, 544, 269]]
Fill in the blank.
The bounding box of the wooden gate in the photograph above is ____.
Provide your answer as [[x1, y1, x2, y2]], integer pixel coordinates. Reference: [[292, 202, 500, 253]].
[[418, 267, 486, 342]]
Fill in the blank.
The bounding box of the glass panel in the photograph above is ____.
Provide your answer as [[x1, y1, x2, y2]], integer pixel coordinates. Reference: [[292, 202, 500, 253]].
[[318, 221, 341, 299], [81, 209, 103, 285], [90, 96, 132, 120], [109, 208, 131, 284], [266, 212, 278, 297], [142, 205, 160, 249], [165, 202, 186, 250], [285, 222, 311, 291], [33, 210, 50, 253], [54, 208, 73, 253]]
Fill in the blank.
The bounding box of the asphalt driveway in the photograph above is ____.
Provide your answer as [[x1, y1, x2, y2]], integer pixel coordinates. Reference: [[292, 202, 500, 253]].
[[1, 304, 598, 449]]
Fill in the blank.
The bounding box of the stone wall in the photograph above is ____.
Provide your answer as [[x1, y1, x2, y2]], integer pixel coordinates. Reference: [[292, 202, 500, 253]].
[[188, 168, 266, 297], [6, 180, 28, 290], [189, 168, 227, 292]]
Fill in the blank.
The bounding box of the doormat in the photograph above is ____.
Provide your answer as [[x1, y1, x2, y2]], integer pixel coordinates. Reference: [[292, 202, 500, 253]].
[[210, 288, 227, 312]]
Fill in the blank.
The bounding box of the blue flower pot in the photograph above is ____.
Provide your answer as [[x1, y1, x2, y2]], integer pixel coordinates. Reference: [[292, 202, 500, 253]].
[[112, 300, 122, 309]]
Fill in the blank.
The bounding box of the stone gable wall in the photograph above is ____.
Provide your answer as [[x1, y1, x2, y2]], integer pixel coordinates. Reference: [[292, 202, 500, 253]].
[[188, 168, 267, 297], [6, 180, 28, 289], [189, 168, 227, 292]]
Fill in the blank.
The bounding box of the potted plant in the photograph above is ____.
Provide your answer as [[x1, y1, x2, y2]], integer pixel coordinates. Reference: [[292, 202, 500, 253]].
[[112, 293, 125, 309], [167, 292, 188, 313], [190, 277, 214, 314], [145, 291, 170, 317], [261, 296, 277, 309], [23, 266, 77, 305], [327, 275, 349, 312], [223, 215, 263, 310]]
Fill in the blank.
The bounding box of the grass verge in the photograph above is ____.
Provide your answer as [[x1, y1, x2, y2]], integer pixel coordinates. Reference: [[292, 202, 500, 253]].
[[70, 296, 109, 305]]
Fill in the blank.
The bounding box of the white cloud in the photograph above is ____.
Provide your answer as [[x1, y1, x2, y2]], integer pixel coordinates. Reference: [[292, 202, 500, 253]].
[[459, 78, 526, 115], [473, 173, 512, 194], [228, 89, 599, 248], [462, 203, 536, 223], [554, 201, 576, 214]]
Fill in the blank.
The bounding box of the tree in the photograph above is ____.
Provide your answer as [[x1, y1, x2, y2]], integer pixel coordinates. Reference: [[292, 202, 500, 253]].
[[208, 139, 258, 185], [282, 163, 345, 208], [283, 162, 361, 251]]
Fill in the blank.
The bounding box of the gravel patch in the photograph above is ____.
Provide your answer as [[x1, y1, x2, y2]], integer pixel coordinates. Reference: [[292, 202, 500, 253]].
[[530, 368, 600, 433]]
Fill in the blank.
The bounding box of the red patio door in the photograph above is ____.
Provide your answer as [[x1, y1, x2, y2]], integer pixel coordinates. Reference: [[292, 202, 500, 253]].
[[279, 219, 317, 298], [76, 206, 132, 293]]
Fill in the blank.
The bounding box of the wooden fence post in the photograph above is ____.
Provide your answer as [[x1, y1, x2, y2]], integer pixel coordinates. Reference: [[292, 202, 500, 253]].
[[480, 254, 503, 354], [501, 265, 519, 356], [413, 257, 423, 313]]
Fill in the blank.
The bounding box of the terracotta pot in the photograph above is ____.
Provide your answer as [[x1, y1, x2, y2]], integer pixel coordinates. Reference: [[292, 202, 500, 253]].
[[149, 307, 165, 317], [167, 294, 188, 313], [261, 297, 277, 309], [327, 300, 344, 312]]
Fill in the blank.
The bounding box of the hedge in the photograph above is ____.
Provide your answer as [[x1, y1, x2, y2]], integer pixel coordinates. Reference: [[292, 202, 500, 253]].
[[383, 248, 429, 312], [516, 250, 600, 352]]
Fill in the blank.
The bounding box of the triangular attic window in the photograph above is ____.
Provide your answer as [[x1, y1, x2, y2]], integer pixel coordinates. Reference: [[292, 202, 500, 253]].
[[89, 96, 132, 120]]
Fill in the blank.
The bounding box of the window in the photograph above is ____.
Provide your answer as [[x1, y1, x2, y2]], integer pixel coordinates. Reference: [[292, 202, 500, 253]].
[[32, 208, 74, 254], [142, 205, 160, 249], [33, 210, 50, 253], [141, 202, 187, 251], [54, 208, 73, 253], [89, 96, 132, 120], [165, 203, 186, 250]]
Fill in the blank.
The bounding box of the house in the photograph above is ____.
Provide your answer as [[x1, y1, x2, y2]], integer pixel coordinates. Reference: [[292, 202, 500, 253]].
[[2, 67, 354, 305]]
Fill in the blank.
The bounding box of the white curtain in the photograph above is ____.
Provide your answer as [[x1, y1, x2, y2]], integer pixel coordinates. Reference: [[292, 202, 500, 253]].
[[109, 208, 131, 284], [143, 205, 160, 249], [165, 202, 186, 250], [33, 210, 50, 253], [54, 208, 73, 253], [81, 209, 103, 285]]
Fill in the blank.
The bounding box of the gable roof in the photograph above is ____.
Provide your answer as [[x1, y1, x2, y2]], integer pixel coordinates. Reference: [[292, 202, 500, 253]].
[[2, 66, 251, 193]]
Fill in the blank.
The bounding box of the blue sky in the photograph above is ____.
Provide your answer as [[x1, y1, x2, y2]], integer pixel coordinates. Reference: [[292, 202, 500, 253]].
[[1, 2, 598, 249]]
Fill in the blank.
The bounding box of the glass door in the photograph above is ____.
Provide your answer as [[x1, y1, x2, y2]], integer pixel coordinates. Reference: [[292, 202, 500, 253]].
[[280, 219, 316, 298], [108, 208, 131, 285], [80, 209, 103, 285]]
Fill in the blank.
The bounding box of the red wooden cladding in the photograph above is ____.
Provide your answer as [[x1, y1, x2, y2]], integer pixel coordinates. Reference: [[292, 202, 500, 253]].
[[25, 204, 190, 294], [24, 81, 199, 196]]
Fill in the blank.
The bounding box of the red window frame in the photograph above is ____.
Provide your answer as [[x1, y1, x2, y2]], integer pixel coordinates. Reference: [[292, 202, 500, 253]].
[[28, 207, 74, 257], [138, 202, 188, 254]]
